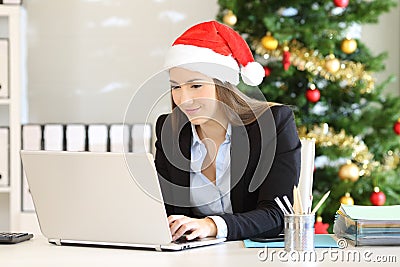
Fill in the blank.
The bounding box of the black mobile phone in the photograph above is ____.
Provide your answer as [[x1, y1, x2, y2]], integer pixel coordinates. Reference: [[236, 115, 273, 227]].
[[249, 233, 284, 243]]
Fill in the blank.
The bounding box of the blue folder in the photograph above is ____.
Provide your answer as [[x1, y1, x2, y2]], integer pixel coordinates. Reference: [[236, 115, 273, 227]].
[[243, 234, 339, 248]]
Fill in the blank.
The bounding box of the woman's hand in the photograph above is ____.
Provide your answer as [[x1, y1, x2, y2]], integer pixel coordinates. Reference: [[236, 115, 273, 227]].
[[168, 215, 217, 241]]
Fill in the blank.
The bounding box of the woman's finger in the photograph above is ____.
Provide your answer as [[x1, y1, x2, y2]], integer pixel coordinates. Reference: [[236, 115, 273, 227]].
[[185, 229, 202, 240], [172, 221, 196, 241], [169, 216, 191, 237], [185, 219, 211, 240], [167, 215, 185, 225]]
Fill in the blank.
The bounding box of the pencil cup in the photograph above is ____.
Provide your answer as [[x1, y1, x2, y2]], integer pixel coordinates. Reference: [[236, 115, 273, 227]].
[[284, 214, 315, 251]]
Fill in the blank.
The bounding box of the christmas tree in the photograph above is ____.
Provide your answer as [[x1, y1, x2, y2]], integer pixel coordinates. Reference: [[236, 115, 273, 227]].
[[217, 0, 400, 230]]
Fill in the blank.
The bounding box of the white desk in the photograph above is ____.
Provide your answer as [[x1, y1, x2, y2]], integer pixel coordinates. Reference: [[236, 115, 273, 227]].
[[1, 235, 399, 267]]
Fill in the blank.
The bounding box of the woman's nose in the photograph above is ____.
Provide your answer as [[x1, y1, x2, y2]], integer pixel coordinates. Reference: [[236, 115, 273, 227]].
[[179, 88, 195, 105]]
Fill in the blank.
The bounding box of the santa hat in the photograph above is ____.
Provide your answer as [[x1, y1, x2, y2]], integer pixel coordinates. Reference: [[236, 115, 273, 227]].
[[164, 21, 265, 86]]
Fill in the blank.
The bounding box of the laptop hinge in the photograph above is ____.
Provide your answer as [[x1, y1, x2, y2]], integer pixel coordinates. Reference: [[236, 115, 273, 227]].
[[155, 245, 162, 252], [54, 239, 62, 246]]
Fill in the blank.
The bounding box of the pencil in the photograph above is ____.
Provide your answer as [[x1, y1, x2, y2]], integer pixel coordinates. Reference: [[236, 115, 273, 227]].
[[311, 190, 331, 214], [283, 195, 295, 214], [274, 197, 289, 215], [296, 186, 304, 214], [293, 186, 299, 214]]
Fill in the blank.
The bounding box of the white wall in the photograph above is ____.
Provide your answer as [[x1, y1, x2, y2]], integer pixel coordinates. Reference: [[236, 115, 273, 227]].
[[361, 1, 400, 96], [23, 0, 399, 125], [24, 0, 219, 124]]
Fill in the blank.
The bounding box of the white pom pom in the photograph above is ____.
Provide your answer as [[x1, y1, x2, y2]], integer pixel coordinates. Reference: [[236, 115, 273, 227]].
[[241, 62, 265, 86]]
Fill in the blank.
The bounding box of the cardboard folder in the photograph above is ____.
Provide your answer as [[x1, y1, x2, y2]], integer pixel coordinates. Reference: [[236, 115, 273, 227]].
[[0, 127, 9, 187]]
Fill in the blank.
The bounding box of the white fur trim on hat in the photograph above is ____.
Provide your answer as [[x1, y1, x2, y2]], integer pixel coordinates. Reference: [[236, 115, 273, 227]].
[[164, 44, 240, 85], [241, 62, 265, 86]]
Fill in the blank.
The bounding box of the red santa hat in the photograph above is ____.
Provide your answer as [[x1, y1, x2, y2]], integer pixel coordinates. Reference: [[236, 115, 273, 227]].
[[164, 21, 265, 86]]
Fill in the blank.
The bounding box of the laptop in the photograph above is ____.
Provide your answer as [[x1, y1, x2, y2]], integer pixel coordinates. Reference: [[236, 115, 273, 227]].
[[20, 150, 225, 251]]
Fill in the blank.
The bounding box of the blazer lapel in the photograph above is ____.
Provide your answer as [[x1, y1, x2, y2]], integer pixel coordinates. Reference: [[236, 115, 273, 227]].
[[230, 124, 250, 213], [169, 122, 192, 213]]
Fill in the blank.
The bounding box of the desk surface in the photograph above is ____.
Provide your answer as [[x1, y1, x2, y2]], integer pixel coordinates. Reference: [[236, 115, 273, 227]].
[[1, 235, 399, 267]]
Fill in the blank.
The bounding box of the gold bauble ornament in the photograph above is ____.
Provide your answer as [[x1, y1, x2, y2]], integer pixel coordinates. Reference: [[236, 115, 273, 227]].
[[223, 10, 237, 26], [341, 38, 357, 54], [340, 192, 354, 205], [261, 32, 278, 50], [325, 54, 340, 73], [339, 162, 360, 182]]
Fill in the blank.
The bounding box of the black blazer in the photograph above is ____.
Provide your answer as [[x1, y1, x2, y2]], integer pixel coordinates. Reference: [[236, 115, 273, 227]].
[[154, 105, 301, 241]]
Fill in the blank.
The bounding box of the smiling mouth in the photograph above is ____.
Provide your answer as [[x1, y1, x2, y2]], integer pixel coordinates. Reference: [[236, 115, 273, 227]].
[[184, 107, 201, 114]]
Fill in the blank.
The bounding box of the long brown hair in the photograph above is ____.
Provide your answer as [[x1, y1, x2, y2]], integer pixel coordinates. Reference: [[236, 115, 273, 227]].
[[213, 79, 278, 125], [170, 79, 278, 131]]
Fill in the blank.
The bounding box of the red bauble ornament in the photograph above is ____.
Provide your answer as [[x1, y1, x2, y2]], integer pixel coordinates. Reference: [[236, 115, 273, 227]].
[[370, 187, 386, 206], [393, 119, 400, 135], [314, 216, 329, 234], [334, 0, 349, 8], [305, 85, 320, 103], [264, 66, 271, 77], [282, 47, 291, 71]]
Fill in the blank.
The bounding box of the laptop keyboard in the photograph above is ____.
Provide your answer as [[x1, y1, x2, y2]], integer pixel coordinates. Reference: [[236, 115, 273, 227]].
[[173, 235, 203, 244], [173, 236, 190, 244]]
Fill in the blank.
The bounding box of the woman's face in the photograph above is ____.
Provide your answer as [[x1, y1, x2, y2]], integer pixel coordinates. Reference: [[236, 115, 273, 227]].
[[170, 67, 220, 125]]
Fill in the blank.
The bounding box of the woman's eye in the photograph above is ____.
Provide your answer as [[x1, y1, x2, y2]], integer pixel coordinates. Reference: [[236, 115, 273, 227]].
[[191, 84, 202, 89], [171, 85, 180, 90]]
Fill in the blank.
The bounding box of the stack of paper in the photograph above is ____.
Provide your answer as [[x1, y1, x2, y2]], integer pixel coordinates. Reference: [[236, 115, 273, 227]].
[[333, 204, 400, 246]]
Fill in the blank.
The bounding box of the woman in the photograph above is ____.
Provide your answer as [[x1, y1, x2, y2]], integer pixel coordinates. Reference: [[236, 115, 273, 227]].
[[155, 21, 301, 241]]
